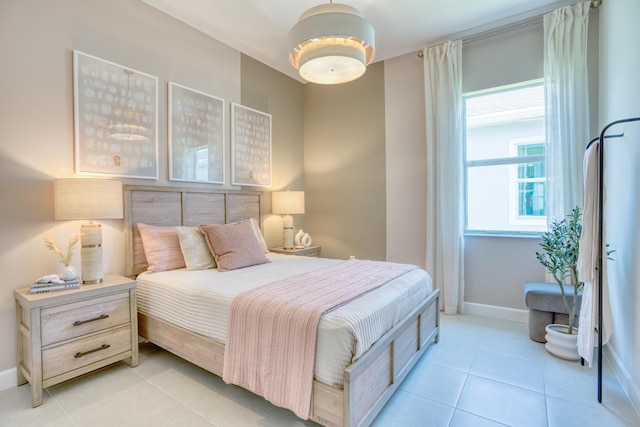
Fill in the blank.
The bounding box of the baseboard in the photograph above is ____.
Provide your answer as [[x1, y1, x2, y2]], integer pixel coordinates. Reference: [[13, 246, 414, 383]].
[[464, 302, 529, 323], [0, 367, 17, 391], [604, 345, 640, 420]]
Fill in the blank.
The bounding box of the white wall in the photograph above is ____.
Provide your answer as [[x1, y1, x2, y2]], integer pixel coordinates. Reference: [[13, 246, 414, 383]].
[[0, 0, 235, 375], [385, 18, 600, 312], [598, 0, 640, 415], [385, 26, 550, 309], [0, 0, 304, 378]]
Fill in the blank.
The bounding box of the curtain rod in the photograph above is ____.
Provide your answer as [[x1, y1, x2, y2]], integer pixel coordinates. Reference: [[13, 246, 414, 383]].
[[462, 16, 542, 45], [418, 0, 602, 57]]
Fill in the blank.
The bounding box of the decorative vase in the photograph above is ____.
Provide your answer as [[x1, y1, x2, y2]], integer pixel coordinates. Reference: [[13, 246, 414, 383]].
[[544, 324, 579, 360], [294, 229, 305, 247], [60, 265, 78, 281], [302, 233, 312, 248]]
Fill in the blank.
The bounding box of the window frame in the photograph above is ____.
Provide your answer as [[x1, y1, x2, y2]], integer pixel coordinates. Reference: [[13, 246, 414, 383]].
[[508, 138, 547, 228], [463, 79, 547, 236]]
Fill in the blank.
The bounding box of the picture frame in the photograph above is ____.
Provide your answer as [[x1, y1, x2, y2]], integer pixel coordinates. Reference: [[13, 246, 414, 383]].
[[73, 50, 158, 179], [231, 103, 272, 187], [168, 82, 225, 184]]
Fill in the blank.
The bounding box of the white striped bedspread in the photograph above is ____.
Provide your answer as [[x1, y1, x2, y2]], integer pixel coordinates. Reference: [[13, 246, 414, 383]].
[[136, 253, 433, 387]]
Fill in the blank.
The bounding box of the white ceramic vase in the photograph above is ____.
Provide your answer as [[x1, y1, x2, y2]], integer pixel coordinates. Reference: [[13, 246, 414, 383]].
[[544, 324, 579, 361], [302, 233, 312, 247], [60, 265, 79, 281], [294, 229, 305, 247]]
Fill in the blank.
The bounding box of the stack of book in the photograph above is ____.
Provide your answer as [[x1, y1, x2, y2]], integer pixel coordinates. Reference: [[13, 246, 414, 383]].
[[30, 280, 81, 294]]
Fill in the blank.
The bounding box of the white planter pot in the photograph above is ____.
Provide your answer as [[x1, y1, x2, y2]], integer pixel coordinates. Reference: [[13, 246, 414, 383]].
[[544, 324, 579, 361]]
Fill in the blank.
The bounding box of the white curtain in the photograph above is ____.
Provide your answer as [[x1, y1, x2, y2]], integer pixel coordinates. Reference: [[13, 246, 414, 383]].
[[546, 1, 606, 366], [544, 1, 591, 223], [423, 40, 465, 315]]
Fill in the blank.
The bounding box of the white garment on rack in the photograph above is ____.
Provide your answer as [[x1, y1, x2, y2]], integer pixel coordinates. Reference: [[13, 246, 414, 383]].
[[577, 143, 613, 366]]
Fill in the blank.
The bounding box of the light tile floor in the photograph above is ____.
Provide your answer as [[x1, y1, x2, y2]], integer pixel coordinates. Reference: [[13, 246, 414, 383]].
[[1, 314, 638, 426]]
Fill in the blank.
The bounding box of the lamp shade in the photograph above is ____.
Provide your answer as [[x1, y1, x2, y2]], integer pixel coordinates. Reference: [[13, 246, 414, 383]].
[[54, 178, 123, 220], [289, 3, 375, 85], [272, 191, 305, 215], [53, 178, 123, 284]]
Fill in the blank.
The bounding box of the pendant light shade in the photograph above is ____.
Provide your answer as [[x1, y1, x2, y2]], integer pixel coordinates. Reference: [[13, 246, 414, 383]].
[[289, 2, 375, 85]]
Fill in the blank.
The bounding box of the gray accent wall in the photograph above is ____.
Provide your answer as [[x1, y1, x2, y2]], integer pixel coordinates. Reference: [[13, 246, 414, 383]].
[[303, 62, 387, 261], [384, 53, 428, 269], [240, 54, 305, 247]]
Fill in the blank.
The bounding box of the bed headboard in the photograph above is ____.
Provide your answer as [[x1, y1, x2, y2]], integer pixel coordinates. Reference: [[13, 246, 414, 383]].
[[124, 185, 262, 277]]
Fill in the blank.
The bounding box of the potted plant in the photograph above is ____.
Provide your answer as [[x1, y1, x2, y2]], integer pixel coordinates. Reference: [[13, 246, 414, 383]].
[[535, 207, 583, 333], [535, 206, 614, 359], [535, 206, 583, 359]]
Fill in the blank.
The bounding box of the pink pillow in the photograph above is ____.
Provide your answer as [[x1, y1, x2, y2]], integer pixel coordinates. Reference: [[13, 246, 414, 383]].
[[199, 221, 270, 272], [137, 223, 186, 273]]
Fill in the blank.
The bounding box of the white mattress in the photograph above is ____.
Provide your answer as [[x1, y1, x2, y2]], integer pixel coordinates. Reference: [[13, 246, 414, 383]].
[[136, 253, 433, 387]]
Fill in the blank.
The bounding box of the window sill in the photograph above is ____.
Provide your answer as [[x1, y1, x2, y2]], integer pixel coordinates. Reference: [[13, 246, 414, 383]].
[[464, 231, 543, 239]]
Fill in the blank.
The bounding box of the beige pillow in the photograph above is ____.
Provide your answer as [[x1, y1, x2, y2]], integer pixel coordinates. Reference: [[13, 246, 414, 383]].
[[176, 226, 215, 270], [199, 221, 270, 272], [137, 223, 186, 273], [248, 218, 269, 254]]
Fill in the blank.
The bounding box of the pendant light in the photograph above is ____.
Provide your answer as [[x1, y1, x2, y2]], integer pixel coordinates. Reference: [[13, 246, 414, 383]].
[[289, 1, 375, 85]]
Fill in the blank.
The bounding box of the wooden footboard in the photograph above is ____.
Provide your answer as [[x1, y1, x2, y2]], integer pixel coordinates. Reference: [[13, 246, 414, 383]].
[[137, 288, 440, 427], [311, 288, 440, 427]]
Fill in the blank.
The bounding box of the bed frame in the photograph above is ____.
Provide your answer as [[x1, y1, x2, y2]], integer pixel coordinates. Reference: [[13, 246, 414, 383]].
[[124, 185, 440, 427]]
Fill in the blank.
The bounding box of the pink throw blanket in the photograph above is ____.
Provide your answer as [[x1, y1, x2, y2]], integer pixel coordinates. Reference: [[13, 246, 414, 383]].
[[222, 259, 417, 419]]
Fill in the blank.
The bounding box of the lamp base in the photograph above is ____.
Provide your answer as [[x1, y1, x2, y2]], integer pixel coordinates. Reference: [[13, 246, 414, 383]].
[[282, 214, 294, 249], [81, 223, 104, 284]]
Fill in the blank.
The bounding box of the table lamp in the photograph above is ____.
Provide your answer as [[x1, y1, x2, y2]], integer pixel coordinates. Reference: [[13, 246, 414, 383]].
[[272, 190, 305, 249], [53, 178, 123, 284]]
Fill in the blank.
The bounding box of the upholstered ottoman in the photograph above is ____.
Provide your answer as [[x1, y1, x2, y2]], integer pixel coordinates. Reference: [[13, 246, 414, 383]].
[[524, 281, 582, 343]]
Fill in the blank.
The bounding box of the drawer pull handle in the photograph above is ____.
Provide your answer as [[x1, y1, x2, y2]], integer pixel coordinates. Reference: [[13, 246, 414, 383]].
[[75, 344, 110, 358], [73, 314, 109, 326]]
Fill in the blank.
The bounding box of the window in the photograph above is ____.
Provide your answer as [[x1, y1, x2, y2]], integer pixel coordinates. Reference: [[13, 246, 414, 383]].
[[464, 80, 546, 234]]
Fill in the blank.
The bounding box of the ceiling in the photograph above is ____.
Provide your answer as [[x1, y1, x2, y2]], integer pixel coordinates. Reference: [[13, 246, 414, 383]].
[[141, 0, 570, 83]]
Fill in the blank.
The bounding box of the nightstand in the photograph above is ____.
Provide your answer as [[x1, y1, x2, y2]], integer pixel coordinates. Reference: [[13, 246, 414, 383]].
[[269, 246, 321, 257], [14, 274, 138, 407]]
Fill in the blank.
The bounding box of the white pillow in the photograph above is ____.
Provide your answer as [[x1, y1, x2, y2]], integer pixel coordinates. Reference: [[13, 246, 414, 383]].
[[176, 226, 215, 270], [248, 218, 269, 254]]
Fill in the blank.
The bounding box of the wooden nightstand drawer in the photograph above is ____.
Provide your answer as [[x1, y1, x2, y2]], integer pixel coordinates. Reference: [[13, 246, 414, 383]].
[[42, 325, 132, 380], [41, 293, 130, 346]]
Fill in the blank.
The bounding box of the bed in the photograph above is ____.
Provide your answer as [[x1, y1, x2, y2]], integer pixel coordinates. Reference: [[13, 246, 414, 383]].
[[124, 185, 440, 427]]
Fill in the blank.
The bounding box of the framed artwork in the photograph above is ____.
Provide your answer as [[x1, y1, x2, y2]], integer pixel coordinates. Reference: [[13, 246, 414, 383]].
[[168, 82, 224, 184], [231, 103, 272, 187], [73, 50, 158, 179]]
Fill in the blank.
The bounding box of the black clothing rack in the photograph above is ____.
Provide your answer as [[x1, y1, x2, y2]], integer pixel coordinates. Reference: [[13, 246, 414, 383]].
[[585, 116, 640, 403]]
